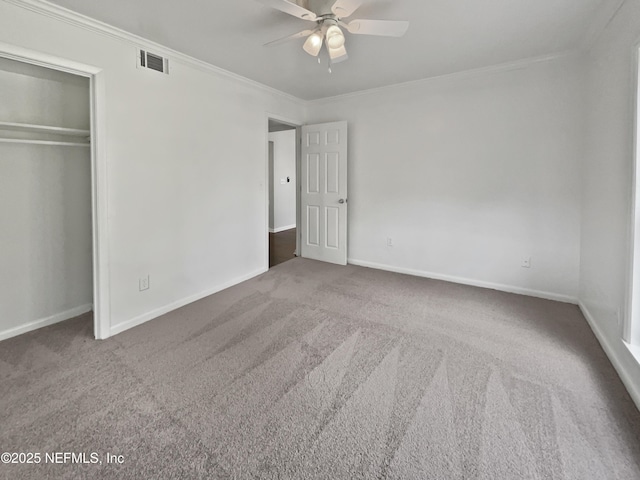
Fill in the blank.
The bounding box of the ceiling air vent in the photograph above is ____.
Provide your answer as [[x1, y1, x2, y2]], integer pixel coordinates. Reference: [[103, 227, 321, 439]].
[[138, 49, 169, 74]]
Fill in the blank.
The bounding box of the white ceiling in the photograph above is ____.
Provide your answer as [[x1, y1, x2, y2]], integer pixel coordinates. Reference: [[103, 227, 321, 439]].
[[47, 0, 618, 100]]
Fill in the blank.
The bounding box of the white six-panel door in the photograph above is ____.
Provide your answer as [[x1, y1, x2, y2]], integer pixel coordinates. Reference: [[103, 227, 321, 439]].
[[301, 121, 348, 265]]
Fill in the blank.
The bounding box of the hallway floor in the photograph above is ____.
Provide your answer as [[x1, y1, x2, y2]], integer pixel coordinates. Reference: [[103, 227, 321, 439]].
[[269, 228, 296, 268]]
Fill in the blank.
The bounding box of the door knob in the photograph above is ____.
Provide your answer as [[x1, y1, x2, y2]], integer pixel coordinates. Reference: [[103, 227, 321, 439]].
[[338, 199, 345, 204]]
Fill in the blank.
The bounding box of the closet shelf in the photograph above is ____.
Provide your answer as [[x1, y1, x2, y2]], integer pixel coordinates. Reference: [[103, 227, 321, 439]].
[[0, 138, 90, 147], [0, 121, 90, 137]]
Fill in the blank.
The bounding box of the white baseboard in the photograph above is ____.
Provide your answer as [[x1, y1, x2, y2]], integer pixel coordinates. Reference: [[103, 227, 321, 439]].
[[347, 258, 578, 304], [579, 302, 640, 411], [110, 267, 267, 337], [269, 224, 296, 234], [0, 303, 93, 341]]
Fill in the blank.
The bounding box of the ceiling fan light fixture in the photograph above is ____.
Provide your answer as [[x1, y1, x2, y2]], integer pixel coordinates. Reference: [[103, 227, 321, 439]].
[[328, 45, 348, 64], [325, 25, 345, 49], [258, 0, 409, 65], [303, 32, 323, 56]]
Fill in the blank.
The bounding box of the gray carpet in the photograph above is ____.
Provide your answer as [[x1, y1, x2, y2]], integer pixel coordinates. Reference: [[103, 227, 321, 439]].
[[1, 258, 640, 479]]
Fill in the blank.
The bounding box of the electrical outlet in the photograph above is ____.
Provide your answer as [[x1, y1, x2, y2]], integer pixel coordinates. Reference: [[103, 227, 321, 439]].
[[521, 257, 531, 268], [139, 275, 150, 291], [387, 237, 393, 247]]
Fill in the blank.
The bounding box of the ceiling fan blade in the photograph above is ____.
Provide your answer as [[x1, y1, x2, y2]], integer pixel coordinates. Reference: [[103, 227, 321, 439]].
[[346, 19, 409, 37], [328, 45, 348, 64], [331, 0, 363, 18], [264, 29, 315, 47], [255, 0, 317, 21]]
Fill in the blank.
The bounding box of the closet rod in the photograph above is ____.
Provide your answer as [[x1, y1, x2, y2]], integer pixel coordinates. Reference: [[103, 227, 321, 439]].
[[0, 121, 90, 137], [0, 138, 90, 147]]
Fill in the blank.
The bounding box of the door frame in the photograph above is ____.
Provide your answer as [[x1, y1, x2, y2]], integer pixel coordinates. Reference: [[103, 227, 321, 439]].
[[265, 113, 303, 270], [0, 41, 110, 340], [628, 41, 640, 346]]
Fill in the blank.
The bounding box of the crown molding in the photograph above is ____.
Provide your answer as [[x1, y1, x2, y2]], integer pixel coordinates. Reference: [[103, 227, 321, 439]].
[[3, 0, 304, 105], [579, 0, 627, 51], [308, 51, 578, 105]]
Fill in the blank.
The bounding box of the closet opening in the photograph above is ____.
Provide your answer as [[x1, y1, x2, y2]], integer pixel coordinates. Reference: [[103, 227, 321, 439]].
[[0, 55, 99, 341]]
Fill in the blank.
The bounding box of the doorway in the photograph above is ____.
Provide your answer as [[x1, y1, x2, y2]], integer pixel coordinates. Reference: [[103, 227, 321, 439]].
[[268, 118, 298, 268]]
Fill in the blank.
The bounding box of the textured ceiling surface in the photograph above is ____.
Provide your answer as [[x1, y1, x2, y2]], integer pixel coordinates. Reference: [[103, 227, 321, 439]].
[[46, 0, 618, 100]]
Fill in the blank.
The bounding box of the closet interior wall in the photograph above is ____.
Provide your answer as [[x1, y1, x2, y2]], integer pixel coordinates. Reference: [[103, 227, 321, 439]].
[[0, 57, 93, 339]]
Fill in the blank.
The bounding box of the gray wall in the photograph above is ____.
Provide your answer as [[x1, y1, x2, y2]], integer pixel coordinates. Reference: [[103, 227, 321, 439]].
[[579, 0, 640, 405]]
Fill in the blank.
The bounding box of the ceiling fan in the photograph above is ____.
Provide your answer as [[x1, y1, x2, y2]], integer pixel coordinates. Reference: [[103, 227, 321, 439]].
[[257, 0, 409, 66]]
